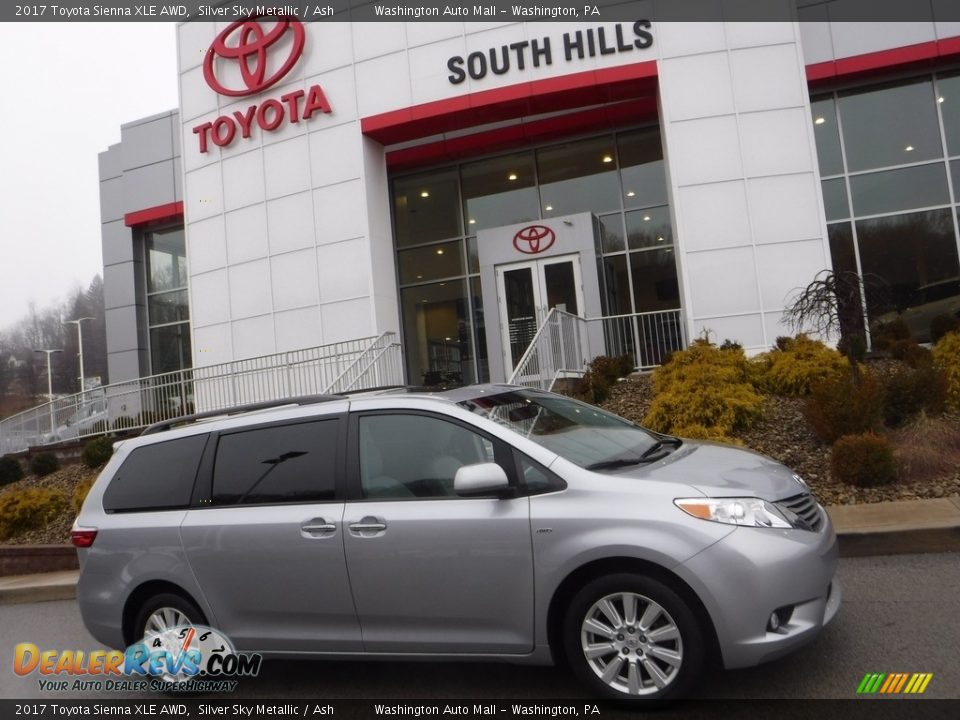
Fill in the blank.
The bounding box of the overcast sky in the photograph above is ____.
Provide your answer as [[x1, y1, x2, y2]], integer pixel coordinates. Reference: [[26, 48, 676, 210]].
[[0, 23, 179, 330]]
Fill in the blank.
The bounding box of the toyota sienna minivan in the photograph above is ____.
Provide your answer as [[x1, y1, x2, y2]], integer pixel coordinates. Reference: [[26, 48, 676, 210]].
[[74, 385, 840, 701]]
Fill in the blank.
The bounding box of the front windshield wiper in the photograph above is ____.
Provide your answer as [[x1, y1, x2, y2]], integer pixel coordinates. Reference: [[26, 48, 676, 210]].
[[586, 457, 647, 471], [588, 437, 683, 470]]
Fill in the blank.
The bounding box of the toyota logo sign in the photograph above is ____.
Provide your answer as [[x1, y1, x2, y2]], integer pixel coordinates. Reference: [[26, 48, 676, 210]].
[[203, 17, 306, 97], [513, 225, 556, 254]]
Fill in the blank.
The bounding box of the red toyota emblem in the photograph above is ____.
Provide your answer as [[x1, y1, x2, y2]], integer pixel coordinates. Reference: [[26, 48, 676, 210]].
[[513, 225, 556, 254], [203, 16, 306, 97]]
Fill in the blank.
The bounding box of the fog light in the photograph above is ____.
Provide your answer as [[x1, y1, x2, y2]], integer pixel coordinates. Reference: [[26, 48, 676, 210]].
[[768, 612, 780, 632]]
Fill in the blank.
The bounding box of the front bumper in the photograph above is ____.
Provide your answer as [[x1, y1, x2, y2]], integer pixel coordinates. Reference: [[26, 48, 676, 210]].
[[676, 507, 841, 669]]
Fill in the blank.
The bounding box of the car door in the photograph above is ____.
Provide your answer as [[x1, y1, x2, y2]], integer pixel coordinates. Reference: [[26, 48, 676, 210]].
[[342, 410, 535, 654], [180, 407, 362, 653]]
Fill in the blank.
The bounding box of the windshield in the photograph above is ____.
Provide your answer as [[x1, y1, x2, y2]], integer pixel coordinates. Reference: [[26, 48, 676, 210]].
[[458, 390, 663, 469]]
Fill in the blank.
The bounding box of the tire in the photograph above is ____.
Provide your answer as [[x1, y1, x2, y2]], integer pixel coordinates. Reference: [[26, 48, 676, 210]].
[[562, 573, 705, 703], [133, 592, 206, 644]]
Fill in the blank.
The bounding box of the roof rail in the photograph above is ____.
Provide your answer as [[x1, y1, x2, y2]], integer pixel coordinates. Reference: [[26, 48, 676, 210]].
[[140, 395, 344, 436]]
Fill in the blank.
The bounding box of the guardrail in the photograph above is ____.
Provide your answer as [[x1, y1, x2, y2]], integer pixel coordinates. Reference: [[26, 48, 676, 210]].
[[0, 333, 402, 454], [507, 308, 687, 390]]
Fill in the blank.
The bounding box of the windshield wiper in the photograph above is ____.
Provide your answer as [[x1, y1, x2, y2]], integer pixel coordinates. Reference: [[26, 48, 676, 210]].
[[586, 457, 646, 471]]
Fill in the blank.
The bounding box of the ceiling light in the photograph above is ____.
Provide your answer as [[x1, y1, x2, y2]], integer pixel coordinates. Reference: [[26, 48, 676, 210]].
[[814, 117, 825, 125], [656, 236, 664, 242], [545, 205, 553, 211], [643, 215, 651, 222], [468, 219, 476, 225], [939, 96, 945, 103], [416, 274, 423, 279], [508, 173, 518, 181], [436, 249, 444, 255], [627, 191, 636, 197], [602, 155, 613, 163], [420, 190, 430, 198], [905, 145, 914, 152], [444, 337, 452, 341]]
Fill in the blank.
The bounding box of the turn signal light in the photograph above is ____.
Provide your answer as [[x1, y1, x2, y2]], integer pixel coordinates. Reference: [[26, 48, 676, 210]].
[[71, 529, 98, 548]]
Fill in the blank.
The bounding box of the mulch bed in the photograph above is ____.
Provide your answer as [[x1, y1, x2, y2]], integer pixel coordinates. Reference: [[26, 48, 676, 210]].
[[0, 464, 100, 545]]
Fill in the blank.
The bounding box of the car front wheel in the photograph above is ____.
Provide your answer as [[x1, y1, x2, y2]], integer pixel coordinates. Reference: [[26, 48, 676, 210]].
[[563, 573, 704, 702]]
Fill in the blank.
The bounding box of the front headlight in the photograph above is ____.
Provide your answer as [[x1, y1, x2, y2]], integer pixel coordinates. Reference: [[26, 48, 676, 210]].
[[674, 497, 793, 529]]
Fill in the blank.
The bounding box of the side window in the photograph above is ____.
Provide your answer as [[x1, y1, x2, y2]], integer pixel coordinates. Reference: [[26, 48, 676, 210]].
[[358, 414, 498, 499], [103, 434, 207, 512], [212, 420, 338, 505], [516, 452, 566, 495]]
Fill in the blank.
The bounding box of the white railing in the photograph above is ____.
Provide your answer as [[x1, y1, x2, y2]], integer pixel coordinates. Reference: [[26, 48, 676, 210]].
[[507, 308, 687, 390], [587, 309, 686, 370], [0, 333, 402, 454], [508, 309, 591, 391]]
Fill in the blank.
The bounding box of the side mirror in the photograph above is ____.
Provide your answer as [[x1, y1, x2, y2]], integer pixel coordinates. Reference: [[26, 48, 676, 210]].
[[454, 462, 510, 498]]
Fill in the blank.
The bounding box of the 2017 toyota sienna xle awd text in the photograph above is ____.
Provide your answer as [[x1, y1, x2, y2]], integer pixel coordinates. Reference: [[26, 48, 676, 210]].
[[73, 385, 840, 702]]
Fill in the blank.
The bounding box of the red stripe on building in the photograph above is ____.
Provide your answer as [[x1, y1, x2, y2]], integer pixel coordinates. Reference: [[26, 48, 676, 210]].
[[806, 38, 960, 85], [124, 201, 184, 228]]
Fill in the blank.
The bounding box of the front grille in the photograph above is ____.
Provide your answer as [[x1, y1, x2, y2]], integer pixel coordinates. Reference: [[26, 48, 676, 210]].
[[776, 493, 823, 532]]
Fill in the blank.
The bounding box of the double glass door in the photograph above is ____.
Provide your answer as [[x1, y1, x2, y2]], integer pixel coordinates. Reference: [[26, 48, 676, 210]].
[[495, 255, 584, 377]]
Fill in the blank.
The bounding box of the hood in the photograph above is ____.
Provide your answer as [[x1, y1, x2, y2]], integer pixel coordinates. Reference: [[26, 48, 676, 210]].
[[617, 440, 809, 502]]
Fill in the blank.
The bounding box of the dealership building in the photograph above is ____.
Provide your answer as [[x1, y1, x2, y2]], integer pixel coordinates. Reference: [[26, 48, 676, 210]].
[[98, 14, 960, 394]]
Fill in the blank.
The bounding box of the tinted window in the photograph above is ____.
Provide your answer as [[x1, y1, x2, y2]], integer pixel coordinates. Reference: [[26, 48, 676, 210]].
[[359, 415, 497, 499], [212, 420, 338, 505], [516, 453, 566, 495], [103, 435, 206, 512]]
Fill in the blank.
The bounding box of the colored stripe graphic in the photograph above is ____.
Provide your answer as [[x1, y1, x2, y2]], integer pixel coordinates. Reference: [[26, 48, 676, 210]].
[[857, 672, 933, 695]]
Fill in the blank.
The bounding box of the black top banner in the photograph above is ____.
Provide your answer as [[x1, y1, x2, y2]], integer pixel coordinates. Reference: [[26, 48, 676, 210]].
[[7, 0, 960, 23]]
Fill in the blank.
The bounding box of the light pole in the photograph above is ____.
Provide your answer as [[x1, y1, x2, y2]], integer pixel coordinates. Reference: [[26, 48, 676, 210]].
[[63, 317, 93, 392], [34, 348, 62, 435]]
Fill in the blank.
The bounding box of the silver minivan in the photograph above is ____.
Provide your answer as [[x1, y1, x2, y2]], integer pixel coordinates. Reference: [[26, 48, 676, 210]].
[[74, 385, 840, 701]]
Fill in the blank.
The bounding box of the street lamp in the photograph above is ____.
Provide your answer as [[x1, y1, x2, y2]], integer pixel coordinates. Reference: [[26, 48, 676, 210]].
[[63, 317, 93, 392], [34, 348, 62, 436]]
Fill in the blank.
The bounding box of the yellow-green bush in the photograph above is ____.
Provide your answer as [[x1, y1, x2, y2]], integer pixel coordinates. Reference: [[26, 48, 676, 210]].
[[752, 334, 848, 396], [0, 488, 67, 541], [643, 340, 764, 439], [933, 331, 960, 411], [804, 372, 884, 443], [72, 477, 95, 514], [831, 432, 897, 487]]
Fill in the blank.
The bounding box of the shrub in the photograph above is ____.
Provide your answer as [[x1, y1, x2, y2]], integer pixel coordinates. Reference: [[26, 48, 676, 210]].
[[0, 488, 67, 540], [82, 436, 114, 469], [930, 314, 960, 344], [644, 340, 764, 439], [0, 456, 24, 487], [753, 334, 849, 396], [72, 477, 95, 514], [933, 331, 960, 411], [575, 354, 634, 404], [804, 372, 884, 443], [872, 317, 911, 351], [89, 420, 109, 435], [881, 365, 946, 427], [112, 416, 137, 431], [29, 452, 60, 478], [889, 339, 932, 369], [831, 432, 898, 487], [890, 414, 960, 485]]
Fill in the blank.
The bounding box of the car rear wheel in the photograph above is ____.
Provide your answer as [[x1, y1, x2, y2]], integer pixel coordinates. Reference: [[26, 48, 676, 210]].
[[134, 592, 205, 644], [563, 574, 704, 702]]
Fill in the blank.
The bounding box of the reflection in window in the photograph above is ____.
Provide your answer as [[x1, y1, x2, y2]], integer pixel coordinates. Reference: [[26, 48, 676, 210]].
[[618, 129, 668, 209], [810, 96, 844, 177], [401, 280, 475, 386], [849, 163, 949, 217], [461, 152, 539, 232], [821, 178, 850, 222], [630, 249, 681, 313], [393, 169, 461, 247], [598, 215, 625, 253], [146, 229, 187, 293], [538, 137, 620, 216], [838, 78, 942, 172], [145, 227, 191, 375], [397, 241, 464, 284], [626, 206, 672, 250], [937, 72, 960, 157]]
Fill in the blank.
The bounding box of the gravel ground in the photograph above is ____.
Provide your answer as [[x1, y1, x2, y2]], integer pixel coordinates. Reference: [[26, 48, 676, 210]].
[[600, 372, 960, 506], [0, 463, 101, 545]]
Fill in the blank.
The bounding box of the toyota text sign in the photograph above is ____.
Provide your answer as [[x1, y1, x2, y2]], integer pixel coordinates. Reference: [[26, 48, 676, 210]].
[[193, 16, 332, 152]]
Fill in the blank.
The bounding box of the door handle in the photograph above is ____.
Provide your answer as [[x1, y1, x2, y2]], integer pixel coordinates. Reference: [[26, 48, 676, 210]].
[[348, 515, 387, 535], [300, 518, 337, 538]]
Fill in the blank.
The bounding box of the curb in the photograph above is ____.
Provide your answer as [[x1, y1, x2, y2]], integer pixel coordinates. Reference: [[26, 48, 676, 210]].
[[837, 525, 960, 557], [0, 572, 78, 606]]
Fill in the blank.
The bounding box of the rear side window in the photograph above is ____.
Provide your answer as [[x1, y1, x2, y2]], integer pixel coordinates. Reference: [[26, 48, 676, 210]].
[[212, 420, 338, 505], [103, 435, 207, 513]]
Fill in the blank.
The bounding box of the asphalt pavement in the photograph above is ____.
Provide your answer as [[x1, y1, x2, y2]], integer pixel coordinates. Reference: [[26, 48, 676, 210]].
[[1, 553, 957, 702]]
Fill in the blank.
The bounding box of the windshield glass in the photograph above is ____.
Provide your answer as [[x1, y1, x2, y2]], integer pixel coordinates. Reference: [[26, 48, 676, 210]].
[[458, 390, 661, 468]]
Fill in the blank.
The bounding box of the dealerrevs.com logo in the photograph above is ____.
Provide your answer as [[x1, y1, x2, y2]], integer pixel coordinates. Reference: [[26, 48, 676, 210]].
[[193, 16, 332, 153]]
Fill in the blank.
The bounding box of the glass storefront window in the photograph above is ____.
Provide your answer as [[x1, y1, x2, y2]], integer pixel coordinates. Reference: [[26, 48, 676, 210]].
[[149, 323, 192, 376], [537, 136, 620, 216], [393, 169, 462, 247], [838, 78, 942, 172], [821, 178, 850, 221], [630, 249, 681, 313], [146, 229, 187, 293], [602, 255, 632, 315], [937, 73, 960, 157], [401, 280, 475, 386], [461, 152, 539, 232], [145, 227, 191, 374], [811, 96, 844, 177], [849, 163, 949, 217], [598, 215, 625, 253], [618, 129, 668, 209], [625, 206, 672, 250], [827, 222, 857, 275], [470, 277, 487, 382], [147, 290, 189, 325], [397, 240, 464, 284]]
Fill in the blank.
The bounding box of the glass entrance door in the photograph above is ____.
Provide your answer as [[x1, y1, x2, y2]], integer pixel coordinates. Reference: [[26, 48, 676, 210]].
[[495, 255, 584, 378]]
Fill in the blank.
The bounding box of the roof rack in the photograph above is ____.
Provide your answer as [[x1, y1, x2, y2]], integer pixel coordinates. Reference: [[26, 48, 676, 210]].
[[140, 394, 344, 436]]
